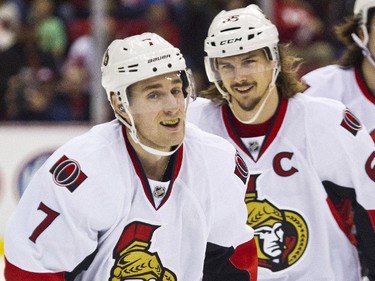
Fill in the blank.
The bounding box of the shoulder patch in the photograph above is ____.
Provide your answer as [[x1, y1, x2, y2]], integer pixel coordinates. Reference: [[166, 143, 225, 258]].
[[340, 108, 362, 136], [49, 155, 87, 192], [234, 151, 248, 184]]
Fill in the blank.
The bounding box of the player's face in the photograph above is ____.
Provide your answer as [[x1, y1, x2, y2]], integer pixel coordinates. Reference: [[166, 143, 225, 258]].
[[369, 15, 375, 58], [126, 72, 186, 152], [216, 49, 275, 112]]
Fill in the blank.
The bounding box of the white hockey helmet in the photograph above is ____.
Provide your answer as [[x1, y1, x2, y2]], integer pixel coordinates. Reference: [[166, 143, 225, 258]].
[[101, 32, 194, 156], [101, 32, 192, 99], [351, 0, 375, 67], [204, 4, 280, 83], [354, 0, 375, 26]]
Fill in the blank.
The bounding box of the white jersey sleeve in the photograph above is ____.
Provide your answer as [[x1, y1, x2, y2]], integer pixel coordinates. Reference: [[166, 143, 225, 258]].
[[304, 96, 375, 277], [302, 65, 375, 140], [4, 121, 133, 274]]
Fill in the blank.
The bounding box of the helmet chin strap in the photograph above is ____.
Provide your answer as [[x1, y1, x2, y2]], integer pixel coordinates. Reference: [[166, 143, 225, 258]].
[[217, 65, 280, 124], [115, 112, 181, 156], [351, 29, 375, 68]]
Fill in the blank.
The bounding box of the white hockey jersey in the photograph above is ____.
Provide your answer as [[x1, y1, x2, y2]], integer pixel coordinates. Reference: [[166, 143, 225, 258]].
[[187, 95, 375, 281], [4, 120, 255, 281], [302, 65, 375, 141]]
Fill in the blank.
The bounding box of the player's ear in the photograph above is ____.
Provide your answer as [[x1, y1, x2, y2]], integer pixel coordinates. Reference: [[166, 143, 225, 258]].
[[110, 91, 129, 119], [356, 25, 365, 40]]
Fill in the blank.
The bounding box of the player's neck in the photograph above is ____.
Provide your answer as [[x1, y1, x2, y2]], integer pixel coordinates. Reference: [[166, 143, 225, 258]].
[[232, 87, 279, 124], [126, 131, 171, 181], [134, 145, 170, 180]]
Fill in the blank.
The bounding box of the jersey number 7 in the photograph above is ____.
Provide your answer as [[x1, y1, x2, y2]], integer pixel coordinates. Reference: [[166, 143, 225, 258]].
[[29, 202, 60, 243]]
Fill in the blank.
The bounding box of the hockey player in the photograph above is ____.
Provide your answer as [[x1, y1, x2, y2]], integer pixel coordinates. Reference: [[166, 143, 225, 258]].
[[187, 4, 375, 281], [302, 0, 375, 142], [3, 33, 258, 280]]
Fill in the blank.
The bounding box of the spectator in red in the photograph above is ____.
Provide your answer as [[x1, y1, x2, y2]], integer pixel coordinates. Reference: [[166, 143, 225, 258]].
[[273, 0, 335, 76]]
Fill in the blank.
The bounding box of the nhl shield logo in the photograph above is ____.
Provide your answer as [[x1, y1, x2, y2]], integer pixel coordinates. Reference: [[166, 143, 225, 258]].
[[153, 186, 166, 198]]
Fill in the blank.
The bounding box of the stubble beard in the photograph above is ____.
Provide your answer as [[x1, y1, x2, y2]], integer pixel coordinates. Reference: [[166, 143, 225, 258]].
[[237, 95, 262, 112]]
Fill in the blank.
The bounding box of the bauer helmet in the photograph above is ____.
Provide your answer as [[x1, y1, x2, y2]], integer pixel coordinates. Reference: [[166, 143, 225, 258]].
[[204, 4, 280, 83], [101, 32, 195, 156], [101, 32, 193, 100]]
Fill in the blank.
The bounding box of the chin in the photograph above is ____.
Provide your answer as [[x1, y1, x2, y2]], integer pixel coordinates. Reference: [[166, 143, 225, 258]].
[[168, 134, 184, 147]]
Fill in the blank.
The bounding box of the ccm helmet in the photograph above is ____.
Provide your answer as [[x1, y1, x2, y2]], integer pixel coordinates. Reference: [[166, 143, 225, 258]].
[[204, 4, 280, 83], [354, 0, 375, 26], [101, 32, 194, 156], [352, 0, 375, 67]]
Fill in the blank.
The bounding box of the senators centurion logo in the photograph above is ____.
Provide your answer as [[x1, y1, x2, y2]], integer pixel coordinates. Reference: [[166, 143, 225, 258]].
[[245, 175, 308, 272], [109, 222, 176, 281]]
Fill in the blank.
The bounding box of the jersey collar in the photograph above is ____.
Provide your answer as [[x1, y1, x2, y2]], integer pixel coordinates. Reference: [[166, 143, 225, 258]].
[[355, 67, 375, 104], [222, 97, 288, 162], [122, 125, 184, 210]]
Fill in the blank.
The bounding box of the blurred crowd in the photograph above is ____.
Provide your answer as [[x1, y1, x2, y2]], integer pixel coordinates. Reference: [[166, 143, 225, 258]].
[[0, 0, 355, 122]]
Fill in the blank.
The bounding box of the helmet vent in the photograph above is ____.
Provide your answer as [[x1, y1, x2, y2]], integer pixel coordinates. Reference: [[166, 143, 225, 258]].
[[117, 64, 139, 73], [128, 64, 138, 72], [221, 27, 241, 32]]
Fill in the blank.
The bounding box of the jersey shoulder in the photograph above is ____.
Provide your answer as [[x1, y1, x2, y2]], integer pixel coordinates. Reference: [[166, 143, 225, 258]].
[[292, 94, 347, 124], [184, 123, 248, 190], [184, 123, 240, 173], [302, 64, 351, 84], [291, 94, 365, 140], [187, 97, 221, 124], [185, 122, 236, 156], [43, 120, 128, 194], [53, 120, 122, 158], [301, 65, 354, 99]]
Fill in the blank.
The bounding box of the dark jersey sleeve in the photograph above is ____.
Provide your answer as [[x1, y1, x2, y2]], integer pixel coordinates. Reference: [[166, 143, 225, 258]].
[[203, 239, 258, 281]]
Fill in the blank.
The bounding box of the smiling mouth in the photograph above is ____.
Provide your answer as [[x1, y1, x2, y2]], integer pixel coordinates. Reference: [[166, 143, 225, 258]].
[[233, 84, 254, 94], [161, 118, 180, 128]]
